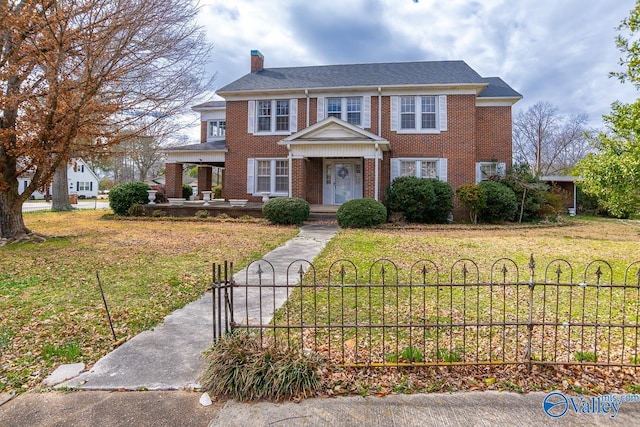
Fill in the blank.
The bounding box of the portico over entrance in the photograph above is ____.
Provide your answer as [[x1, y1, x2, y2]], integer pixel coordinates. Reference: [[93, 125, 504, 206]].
[[279, 116, 390, 205]]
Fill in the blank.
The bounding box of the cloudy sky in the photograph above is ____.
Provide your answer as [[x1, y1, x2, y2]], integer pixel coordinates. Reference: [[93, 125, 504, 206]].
[[196, 0, 637, 130]]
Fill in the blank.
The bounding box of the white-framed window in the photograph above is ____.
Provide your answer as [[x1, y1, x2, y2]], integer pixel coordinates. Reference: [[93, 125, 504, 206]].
[[475, 162, 506, 183], [207, 120, 226, 138], [325, 97, 362, 126], [391, 95, 447, 133], [257, 100, 273, 132], [317, 96, 370, 127], [400, 97, 416, 129], [400, 96, 437, 130], [77, 182, 92, 191], [248, 99, 297, 134], [247, 158, 289, 195], [275, 100, 289, 131], [391, 158, 448, 182]]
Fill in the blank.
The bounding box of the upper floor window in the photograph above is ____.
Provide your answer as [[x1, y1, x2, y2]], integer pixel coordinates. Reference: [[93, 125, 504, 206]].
[[400, 96, 437, 130], [391, 95, 447, 133], [258, 100, 289, 132], [248, 99, 297, 134], [77, 181, 92, 191], [208, 120, 226, 138], [326, 97, 362, 126]]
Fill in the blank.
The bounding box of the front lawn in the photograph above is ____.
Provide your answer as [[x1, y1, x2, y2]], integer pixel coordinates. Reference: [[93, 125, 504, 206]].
[[0, 210, 297, 393], [273, 217, 640, 395]]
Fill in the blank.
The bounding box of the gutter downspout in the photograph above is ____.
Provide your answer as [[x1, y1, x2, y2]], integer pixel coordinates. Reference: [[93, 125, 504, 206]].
[[376, 87, 382, 201], [377, 87, 382, 137]]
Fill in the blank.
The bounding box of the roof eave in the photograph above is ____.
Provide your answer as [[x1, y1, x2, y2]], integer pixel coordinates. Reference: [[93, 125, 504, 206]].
[[218, 82, 488, 98]]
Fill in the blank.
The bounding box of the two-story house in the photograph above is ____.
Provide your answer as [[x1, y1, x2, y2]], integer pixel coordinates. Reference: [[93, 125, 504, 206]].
[[165, 50, 521, 213], [20, 158, 100, 200]]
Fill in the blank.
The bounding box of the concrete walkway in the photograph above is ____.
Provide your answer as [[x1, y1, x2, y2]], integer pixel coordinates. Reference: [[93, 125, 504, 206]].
[[59, 224, 338, 391]]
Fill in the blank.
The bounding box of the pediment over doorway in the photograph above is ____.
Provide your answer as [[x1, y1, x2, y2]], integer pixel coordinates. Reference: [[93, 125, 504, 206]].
[[280, 116, 389, 145]]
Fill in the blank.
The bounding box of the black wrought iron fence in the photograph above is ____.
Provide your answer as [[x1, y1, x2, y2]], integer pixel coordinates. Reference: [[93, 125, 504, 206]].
[[211, 257, 640, 370]]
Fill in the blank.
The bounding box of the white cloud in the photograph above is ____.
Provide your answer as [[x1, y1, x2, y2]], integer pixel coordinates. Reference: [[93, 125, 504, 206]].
[[196, 0, 638, 128]]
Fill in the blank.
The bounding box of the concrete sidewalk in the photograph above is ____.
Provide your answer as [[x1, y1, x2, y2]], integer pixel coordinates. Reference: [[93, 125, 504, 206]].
[[2, 389, 640, 426], [59, 224, 338, 391]]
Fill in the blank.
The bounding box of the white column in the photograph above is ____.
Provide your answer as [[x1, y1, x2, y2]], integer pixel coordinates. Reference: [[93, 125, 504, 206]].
[[287, 144, 292, 198], [374, 143, 380, 201]]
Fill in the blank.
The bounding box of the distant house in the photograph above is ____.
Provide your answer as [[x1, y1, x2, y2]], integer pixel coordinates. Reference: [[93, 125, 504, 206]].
[[165, 50, 521, 214], [19, 158, 100, 200]]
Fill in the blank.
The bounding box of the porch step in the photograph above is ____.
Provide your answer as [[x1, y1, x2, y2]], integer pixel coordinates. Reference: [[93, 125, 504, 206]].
[[308, 204, 338, 221]]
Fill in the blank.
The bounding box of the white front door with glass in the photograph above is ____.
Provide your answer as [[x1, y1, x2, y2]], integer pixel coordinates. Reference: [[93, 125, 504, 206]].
[[323, 159, 363, 205]]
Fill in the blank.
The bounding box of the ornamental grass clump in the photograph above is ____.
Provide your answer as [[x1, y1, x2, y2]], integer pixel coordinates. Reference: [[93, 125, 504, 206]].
[[200, 330, 324, 401]]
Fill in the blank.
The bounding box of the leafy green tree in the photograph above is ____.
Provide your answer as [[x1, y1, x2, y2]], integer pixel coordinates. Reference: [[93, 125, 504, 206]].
[[574, 103, 640, 218], [574, 2, 640, 218]]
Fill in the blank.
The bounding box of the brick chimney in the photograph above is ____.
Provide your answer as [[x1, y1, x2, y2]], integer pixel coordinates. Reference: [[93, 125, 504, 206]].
[[250, 50, 264, 73]]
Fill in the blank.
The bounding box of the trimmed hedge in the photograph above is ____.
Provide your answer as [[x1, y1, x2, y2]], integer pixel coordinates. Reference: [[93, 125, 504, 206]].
[[109, 181, 150, 216], [337, 198, 387, 228], [182, 184, 194, 200], [262, 197, 310, 225], [478, 181, 518, 223], [386, 176, 453, 223]]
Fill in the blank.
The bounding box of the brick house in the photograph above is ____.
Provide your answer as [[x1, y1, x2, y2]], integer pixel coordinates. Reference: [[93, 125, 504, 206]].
[[165, 50, 521, 212]]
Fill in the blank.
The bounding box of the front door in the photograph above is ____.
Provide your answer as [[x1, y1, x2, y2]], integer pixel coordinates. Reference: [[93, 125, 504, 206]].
[[323, 159, 363, 205]]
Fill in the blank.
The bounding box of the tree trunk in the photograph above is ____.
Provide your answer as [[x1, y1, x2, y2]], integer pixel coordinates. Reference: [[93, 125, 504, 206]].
[[0, 183, 30, 241], [52, 161, 73, 211]]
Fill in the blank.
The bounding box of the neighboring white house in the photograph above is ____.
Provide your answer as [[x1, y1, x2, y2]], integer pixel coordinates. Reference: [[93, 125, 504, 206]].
[[19, 158, 100, 200]]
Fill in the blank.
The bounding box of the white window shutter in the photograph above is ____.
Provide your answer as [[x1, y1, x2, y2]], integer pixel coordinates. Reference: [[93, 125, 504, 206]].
[[362, 95, 371, 128], [475, 163, 483, 184], [497, 162, 506, 177], [317, 97, 325, 122], [390, 158, 401, 182], [390, 96, 399, 131], [439, 95, 447, 131], [289, 99, 298, 133], [247, 101, 255, 134], [438, 158, 448, 182], [247, 158, 255, 194]]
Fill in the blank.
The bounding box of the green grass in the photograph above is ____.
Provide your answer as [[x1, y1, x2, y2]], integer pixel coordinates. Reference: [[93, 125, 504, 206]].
[[0, 210, 297, 394], [268, 218, 640, 371]]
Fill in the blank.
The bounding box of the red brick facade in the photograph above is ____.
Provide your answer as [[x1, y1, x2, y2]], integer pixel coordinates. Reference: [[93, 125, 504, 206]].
[[181, 57, 521, 216], [213, 93, 514, 207]]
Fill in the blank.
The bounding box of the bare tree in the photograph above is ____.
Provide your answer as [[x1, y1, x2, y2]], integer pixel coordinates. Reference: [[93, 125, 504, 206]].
[[0, 0, 212, 241], [513, 102, 591, 175]]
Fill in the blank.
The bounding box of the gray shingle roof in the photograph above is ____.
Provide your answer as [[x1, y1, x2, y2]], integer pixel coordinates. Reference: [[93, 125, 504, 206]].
[[191, 100, 226, 110], [218, 60, 493, 93], [165, 140, 227, 152], [478, 77, 522, 98]]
